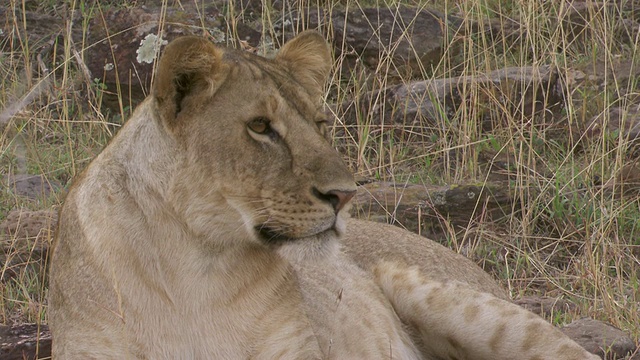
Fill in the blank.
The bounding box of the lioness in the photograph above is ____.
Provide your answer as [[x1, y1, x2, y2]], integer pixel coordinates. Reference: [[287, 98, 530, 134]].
[[49, 31, 598, 359]]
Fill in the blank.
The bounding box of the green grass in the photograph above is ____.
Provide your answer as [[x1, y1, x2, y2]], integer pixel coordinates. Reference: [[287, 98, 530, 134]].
[[1, 0, 639, 348]]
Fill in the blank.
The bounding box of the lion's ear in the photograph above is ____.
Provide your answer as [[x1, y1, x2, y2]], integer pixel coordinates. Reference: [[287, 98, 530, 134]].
[[276, 31, 332, 101], [153, 36, 226, 129]]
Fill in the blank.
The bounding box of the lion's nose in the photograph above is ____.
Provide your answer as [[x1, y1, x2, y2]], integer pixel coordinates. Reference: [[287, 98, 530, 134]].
[[313, 188, 356, 213]]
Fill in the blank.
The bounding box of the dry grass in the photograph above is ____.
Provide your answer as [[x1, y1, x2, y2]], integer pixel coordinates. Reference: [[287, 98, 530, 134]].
[[0, 0, 638, 348]]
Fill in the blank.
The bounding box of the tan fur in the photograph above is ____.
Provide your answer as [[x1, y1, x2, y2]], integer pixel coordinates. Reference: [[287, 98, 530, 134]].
[[49, 32, 598, 359]]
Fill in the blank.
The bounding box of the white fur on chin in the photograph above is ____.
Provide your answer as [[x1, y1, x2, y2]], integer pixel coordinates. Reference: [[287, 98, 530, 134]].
[[275, 230, 341, 266]]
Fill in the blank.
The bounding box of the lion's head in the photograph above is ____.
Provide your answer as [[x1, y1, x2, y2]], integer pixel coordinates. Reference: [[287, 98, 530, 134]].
[[151, 32, 356, 246]]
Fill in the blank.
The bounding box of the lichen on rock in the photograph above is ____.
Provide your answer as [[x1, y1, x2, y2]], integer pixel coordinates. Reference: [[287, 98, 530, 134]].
[[136, 33, 168, 64]]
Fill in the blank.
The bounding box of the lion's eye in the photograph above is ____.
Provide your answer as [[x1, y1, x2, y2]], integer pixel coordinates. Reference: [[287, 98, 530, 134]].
[[247, 117, 273, 136]]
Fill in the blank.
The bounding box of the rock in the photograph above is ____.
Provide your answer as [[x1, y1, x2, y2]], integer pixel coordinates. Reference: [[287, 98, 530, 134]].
[[585, 106, 640, 150], [5, 174, 60, 200], [0, 323, 51, 360], [479, 15, 522, 49], [612, 161, 640, 195], [0, 2, 263, 107], [303, 6, 451, 79], [561, 318, 637, 359], [81, 3, 235, 105], [85, 2, 262, 107], [0, 2, 262, 110], [341, 65, 560, 136], [0, 208, 57, 280], [351, 181, 512, 238], [557, 2, 640, 45], [0, 208, 57, 246], [514, 296, 577, 318], [515, 297, 639, 359], [0, 6, 63, 54]]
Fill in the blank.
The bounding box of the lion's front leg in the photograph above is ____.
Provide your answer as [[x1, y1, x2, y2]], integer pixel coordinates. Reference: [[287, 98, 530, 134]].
[[373, 262, 599, 360]]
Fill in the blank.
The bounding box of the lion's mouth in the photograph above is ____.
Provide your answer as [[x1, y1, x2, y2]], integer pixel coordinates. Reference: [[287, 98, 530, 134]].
[[255, 224, 337, 245], [256, 226, 291, 244]]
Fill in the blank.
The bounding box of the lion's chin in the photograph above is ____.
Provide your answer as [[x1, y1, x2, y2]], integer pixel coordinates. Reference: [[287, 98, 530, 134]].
[[274, 230, 342, 265]]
